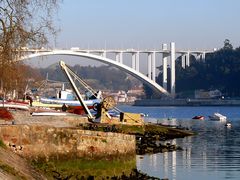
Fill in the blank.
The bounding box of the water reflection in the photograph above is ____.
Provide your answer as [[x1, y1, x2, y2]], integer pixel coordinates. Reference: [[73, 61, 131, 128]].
[[137, 118, 240, 180]]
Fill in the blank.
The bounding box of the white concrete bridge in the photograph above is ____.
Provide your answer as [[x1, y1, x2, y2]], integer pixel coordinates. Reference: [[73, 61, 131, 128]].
[[18, 42, 214, 97]]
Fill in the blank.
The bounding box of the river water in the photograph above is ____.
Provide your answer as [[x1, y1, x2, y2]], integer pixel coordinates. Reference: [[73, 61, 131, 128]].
[[118, 105, 240, 180]]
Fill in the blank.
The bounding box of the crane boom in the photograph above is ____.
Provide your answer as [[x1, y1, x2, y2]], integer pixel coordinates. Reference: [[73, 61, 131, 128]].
[[59, 61, 94, 120]]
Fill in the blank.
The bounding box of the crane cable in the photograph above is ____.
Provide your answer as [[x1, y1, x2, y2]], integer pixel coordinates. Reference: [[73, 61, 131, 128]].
[[64, 64, 140, 122]]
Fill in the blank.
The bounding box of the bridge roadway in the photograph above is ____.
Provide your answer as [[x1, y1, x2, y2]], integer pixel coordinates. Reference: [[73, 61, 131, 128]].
[[18, 42, 214, 97]]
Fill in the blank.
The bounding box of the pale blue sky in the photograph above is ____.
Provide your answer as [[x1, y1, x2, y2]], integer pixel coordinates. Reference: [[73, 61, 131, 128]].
[[54, 0, 240, 50], [27, 0, 240, 68]]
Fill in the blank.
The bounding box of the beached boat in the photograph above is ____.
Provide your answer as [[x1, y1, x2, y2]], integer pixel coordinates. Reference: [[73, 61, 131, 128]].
[[0, 100, 29, 110], [209, 113, 227, 121], [31, 111, 68, 116], [33, 90, 101, 112]]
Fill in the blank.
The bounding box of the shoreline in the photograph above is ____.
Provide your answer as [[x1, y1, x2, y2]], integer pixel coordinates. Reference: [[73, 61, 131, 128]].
[[134, 98, 240, 106]]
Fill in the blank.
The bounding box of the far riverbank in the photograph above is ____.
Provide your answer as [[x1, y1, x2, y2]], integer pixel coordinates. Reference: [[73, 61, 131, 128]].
[[134, 98, 240, 106]]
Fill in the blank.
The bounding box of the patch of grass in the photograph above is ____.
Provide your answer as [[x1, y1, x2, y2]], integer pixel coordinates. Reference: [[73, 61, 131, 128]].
[[145, 124, 194, 138], [0, 139, 6, 148], [117, 124, 145, 135], [32, 158, 136, 179]]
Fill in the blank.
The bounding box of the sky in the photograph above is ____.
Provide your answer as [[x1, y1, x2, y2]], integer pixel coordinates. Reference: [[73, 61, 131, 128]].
[[28, 0, 240, 68], [53, 0, 240, 50]]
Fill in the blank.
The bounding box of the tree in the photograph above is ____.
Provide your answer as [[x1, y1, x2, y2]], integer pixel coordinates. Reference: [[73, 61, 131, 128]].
[[223, 39, 233, 50], [0, 0, 61, 95]]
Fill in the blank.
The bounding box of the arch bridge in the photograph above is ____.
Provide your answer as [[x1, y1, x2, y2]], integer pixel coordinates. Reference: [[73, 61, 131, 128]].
[[18, 43, 214, 97]]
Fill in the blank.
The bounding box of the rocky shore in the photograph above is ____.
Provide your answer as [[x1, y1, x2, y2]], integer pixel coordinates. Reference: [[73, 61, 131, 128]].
[[81, 123, 194, 155]]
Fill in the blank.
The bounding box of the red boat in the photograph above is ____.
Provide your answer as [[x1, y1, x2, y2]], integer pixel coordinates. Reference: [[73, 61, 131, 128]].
[[192, 115, 204, 120]]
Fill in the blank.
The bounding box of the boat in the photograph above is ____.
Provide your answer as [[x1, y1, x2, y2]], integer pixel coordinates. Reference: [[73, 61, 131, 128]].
[[33, 89, 101, 114], [0, 100, 29, 111], [192, 115, 204, 120], [225, 122, 232, 127], [208, 113, 227, 121], [31, 111, 68, 116]]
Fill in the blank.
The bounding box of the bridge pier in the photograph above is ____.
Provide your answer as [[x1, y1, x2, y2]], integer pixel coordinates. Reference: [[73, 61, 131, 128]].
[[115, 52, 123, 63], [170, 42, 176, 96], [152, 52, 156, 82], [181, 55, 186, 69], [201, 52, 206, 62], [186, 51, 190, 67], [147, 53, 152, 80], [136, 51, 140, 72], [100, 51, 107, 58], [162, 44, 168, 90]]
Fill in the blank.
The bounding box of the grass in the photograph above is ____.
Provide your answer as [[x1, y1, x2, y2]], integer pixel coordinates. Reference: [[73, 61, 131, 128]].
[[0, 139, 6, 148], [117, 124, 145, 134], [32, 158, 136, 179]]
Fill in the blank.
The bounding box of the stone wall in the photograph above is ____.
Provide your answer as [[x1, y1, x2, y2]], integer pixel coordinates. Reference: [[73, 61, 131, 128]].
[[0, 125, 135, 161]]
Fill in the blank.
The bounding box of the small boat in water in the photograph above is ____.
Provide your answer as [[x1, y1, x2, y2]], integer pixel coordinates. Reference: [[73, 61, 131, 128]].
[[192, 115, 204, 120], [209, 113, 227, 121], [225, 122, 232, 127]]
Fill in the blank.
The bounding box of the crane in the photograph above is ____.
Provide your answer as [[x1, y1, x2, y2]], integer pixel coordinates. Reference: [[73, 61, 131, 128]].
[[59, 60, 143, 125]]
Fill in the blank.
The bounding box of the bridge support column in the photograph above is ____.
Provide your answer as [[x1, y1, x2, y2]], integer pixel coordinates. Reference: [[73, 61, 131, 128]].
[[201, 52, 206, 62], [116, 52, 123, 63], [186, 51, 190, 67], [100, 51, 106, 58], [170, 42, 176, 96], [162, 44, 168, 90], [196, 53, 201, 61], [131, 53, 136, 70], [119, 52, 123, 64], [181, 55, 186, 69], [136, 51, 140, 72], [152, 51, 156, 82], [116, 53, 119, 62], [148, 53, 152, 79]]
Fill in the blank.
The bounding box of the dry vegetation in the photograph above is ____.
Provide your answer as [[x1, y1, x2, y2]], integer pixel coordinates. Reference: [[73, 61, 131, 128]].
[[0, 0, 61, 96]]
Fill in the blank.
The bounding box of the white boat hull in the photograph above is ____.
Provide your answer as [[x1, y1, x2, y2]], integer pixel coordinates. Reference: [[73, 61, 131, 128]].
[[31, 112, 68, 116]]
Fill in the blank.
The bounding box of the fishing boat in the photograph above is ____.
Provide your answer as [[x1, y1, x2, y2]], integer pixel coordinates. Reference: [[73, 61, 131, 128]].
[[209, 113, 227, 121], [35, 89, 100, 106], [33, 89, 101, 115]]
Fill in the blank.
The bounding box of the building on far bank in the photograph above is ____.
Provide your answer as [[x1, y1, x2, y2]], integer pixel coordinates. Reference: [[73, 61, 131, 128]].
[[104, 86, 144, 103], [195, 89, 222, 99]]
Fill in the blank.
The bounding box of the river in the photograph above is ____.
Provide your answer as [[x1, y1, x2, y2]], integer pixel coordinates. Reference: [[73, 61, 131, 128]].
[[118, 105, 240, 180]]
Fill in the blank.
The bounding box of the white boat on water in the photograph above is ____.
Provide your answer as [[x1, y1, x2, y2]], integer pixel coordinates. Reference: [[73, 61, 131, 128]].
[[209, 113, 227, 121]]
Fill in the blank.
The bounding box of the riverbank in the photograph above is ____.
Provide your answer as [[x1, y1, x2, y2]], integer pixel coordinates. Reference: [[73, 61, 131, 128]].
[[134, 98, 240, 106], [0, 109, 194, 179], [80, 123, 194, 155]]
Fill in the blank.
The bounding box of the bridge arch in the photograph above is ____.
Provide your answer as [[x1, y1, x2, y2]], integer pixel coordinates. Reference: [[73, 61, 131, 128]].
[[19, 50, 170, 96]]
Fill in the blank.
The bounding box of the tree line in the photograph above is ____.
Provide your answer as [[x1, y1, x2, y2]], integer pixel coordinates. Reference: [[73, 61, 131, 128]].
[[38, 63, 139, 92]]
